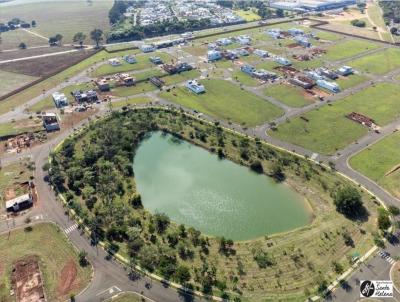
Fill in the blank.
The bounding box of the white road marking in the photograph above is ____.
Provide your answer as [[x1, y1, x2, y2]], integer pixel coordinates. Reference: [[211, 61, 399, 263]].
[[96, 286, 122, 296], [311, 153, 318, 160], [378, 250, 396, 264], [64, 223, 78, 234]]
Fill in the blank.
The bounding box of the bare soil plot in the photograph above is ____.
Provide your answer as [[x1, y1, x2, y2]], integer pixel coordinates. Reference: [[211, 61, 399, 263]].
[[0, 46, 74, 61], [11, 256, 45, 302], [0, 70, 38, 98]]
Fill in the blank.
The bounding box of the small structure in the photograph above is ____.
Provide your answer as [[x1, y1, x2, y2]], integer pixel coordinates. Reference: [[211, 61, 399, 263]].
[[52, 92, 68, 108], [236, 48, 249, 56], [236, 35, 251, 45], [295, 36, 311, 47], [163, 62, 193, 74], [6, 193, 32, 212], [305, 70, 324, 81], [316, 79, 340, 93], [73, 90, 98, 103], [186, 80, 205, 94], [222, 50, 238, 60], [254, 49, 269, 58], [337, 66, 353, 76], [208, 43, 218, 50], [150, 76, 165, 88], [252, 69, 277, 80], [140, 44, 156, 53], [42, 113, 60, 131], [241, 64, 256, 75], [347, 112, 376, 128], [216, 38, 232, 46], [290, 75, 315, 89], [207, 50, 222, 61], [118, 73, 135, 86], [109, 58, 121, 66], [149, 56, 163, 65], [266, 28, 283, 39], [318, 68, 338, 80], [275, 56, 292, 66], [288, 28, 304, 36], [96, 79, 110, 92], [124, 55, 137, 64]]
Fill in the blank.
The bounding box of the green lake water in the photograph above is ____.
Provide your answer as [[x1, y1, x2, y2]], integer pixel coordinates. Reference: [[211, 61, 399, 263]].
[[133, 132, 311, 241]]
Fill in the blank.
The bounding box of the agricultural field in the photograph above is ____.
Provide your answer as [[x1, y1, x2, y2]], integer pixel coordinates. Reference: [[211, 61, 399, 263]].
[[160, 78, 284, 126], [350, 131, 400, 199], [323, 39, 381, 61], [0, 0, 113, 44], [0, 70, 38, 98], [269, 83, 400, 155], [264, 84, 315, 107], [348, 48, 400, 75], [0, 223, 92, 302], [0, 28, 46, 49]]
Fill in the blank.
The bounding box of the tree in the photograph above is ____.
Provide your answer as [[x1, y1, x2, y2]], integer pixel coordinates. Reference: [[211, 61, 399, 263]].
[[351, 19, 366, 27], [31, 20, 36, 27], [48, 36, 58, 46], [334, 186, 363, 218], [78, 250, 89, 267], [270, 162, 285, 182], [73, 32, 86, 48], [55, 34, 63, 45], [174, 265, 191, 283], [19, 42, 27, 49], [154, 213, 170, 234], [378, 208, 391, 231], [276, 8, 284, 18], [90, 28, 103, 48], [390, 27, 398, 34]]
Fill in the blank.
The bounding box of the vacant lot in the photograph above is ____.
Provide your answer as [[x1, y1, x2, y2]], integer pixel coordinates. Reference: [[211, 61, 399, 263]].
[[0, 0, 113, 44], [0, 118, 43, 138], [335, 73, 369, 90], [232, 70, 261, 87], [0, 223, 92, 302], [350, 131, 400, 199], [113, 81, 156, 97], [111, 97, 153, 108], [348, 48, 400, 75], [264, 84, 314, 107], [234, 9, 261, 22], [269, 83, 400, 154], [0, 70, 38, 98], [323, 39, 380, 61], [0, 29, 46, 50], [160, 79, 284, 126]]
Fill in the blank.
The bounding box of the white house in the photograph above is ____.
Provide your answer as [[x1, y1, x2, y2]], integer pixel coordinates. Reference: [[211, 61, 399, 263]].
[[6, 193, 32, 212], [186, 80, 205, 94], [52, 92, 68, 108], [109, 58, 121, 66], [140, 44, 156, 53], [207, 50, 222, 61], [124, 55, 137, 64]]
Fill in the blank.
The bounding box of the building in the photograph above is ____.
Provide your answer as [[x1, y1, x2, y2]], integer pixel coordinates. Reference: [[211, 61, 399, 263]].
[[236, 48, 249, 56], [305, 70, 324, 81], [288, 28, 304, 36], [295, 36, 311, 47], [109, 58, 121, 66], [266, 28, 283, 39], [270, 0, 356, 11], [96, 79, 110, 92], [318, 68, 338, 80], [207, 50, 222, 61], [124, 55, 137, 64], [42, 113, 60, 131], [52, 92, 68, 108], [236, 35, 251, 45], [163, 62, 193, 74], [252, 69, 278, 80], [118, 73, 135, 86], [254, 49, 269, 58], [149, 56, 163, 65], [275, 56, 292, 66], [208, 43, 218, 50], [150, 76, 165, 88], [222, 50, 238, 60], [186, 80, 205, 94], [73, 90, 98, 103], [140, 44, 156, 53], [241, 64, 256, 75], [316, 79, 340, 93], [337, 66, 353, 76], [6, 193, 32, 212], [216, 38, 232, 46], [290, 75, 315, 89]]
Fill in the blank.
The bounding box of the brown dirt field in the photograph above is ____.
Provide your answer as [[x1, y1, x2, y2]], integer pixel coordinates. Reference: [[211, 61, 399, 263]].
[[0, 46, 74, 61], [11, 255, 45, 302], [0, 49, 96, 77], [57, 259, 77, 296], [300, 89, 318, 102]]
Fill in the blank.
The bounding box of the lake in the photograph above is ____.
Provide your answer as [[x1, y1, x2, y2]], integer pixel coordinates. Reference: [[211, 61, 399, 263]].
[[133, 132, 311, 241]]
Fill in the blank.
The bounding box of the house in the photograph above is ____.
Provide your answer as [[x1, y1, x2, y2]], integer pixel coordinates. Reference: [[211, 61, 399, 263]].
[[163, 62, 193, 74], [72, 90, 98, 103], [52, 92, 68, 108], [207, 50, 222, 61], [216, 38, 232, 46], [275, 57, 292, 66], [186, 80, 205, 94], [96, 79, 110, 92], [318, 68, 338, 80], [236, 48, 249, 56], [42, 113, 60, 131], [288, 28, 304, 36], [208, 43, 218, 50], [109, 58, 121, 66], [241, 64, 256, 75], [6, 193, 32, 212], [236, 35, 251, 45], [289, 75, 315, 89], [150, 76, 165, 88], [295, 36, 311, 47], [252, 69, 277, 80], [149, 56, 163, 65], [222, 50, 238, 60], [337, 66, 353, 76], [140, 44, 156, 53], [253, 49, 269, 58], [316, 79, 340, 93], [266, 28, 283, 39], [124, 55, 137, 64], [118, 73, 135, 86], [305, 70, 324, 81]]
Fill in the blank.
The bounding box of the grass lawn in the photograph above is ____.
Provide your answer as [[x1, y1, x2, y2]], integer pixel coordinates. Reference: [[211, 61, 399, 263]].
[[0, 70, 38, 97], [232, 70, 261, 87], [0, 0, 113, 44], [323, 39, 380, 61], [293, 58, 324, 70], [133, 69, 165, 82], [0, 29, 47, 49], [182, 44, 207, 57], [255, 60, 280, 71], [314, 30, 343, 41], [162, 69, 201, 86], [348, 48, 400, 75], [336, 73, 368, 90], [234, 9, 261, 22], [264, 84, 314, 107], [0, 223, 92, 302], [28, 96, 55, 112], [92, 52, 174, 77], [160, 79, 284, 126], [0, 118, 43, 138], [350, 131, 400, 199], [113, 81, 156, 97], [110, 97, 153, 108], [269, 83, 400, 154]]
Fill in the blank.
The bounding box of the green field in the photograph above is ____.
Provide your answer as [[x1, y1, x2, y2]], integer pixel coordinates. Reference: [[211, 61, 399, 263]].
[[234, 9, 261, 22], [0, 29, 47, 49], [350, 131, 400, 199], [113, 81, 156, 97], [0, 0, 113, 44], [0, 223, 92, 302], [323, 39, 380, 61], [292, 58, 324, 70], [269, 83, 400, 154], [264, 84, 314, 107], [160, 79, 284, 126], [348, 48, 400, 75], [336, 74, 369, 90], [0, 70, 38, 97], [111, 97, 153, 108], [92, 52, 174, 77], [232, 70, 261, 86]]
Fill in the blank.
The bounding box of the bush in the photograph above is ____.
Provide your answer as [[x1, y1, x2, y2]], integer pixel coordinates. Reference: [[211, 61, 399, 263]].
[[334, 186, 364, 218], [378, 207, 391, 231], [78, 250, 89, 267], [250, 160, 263, 174], [253, 250, 274, 268], [351, 19, 366, 27]]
